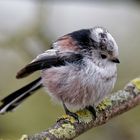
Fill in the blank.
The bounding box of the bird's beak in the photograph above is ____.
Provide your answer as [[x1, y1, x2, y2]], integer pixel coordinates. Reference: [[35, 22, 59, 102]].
[[111, 58, 120, 63]]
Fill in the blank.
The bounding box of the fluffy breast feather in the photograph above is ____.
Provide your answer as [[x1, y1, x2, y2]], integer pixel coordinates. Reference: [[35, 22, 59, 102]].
[[41, 58, 117, 110]]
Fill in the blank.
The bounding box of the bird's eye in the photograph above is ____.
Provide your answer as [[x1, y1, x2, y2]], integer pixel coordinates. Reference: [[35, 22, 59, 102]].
[[101, 54, 107, 59]]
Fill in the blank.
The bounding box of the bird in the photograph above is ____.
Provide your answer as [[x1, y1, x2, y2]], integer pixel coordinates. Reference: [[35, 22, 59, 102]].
[[0, 27, 120, 119]]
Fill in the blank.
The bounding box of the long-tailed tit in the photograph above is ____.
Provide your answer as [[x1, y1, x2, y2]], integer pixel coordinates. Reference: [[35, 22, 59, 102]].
[[0, 27, 120, 119]]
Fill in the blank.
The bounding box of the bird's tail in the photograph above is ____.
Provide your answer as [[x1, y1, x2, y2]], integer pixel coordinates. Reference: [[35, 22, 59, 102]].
[[0, 77, 42, 114]]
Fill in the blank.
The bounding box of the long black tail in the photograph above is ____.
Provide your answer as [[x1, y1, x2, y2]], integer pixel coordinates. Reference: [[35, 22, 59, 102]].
[[0, 77, 42, 114]]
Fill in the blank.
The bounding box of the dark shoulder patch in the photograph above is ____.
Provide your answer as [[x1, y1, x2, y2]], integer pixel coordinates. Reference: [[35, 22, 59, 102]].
[[68, 29, 92, 49]]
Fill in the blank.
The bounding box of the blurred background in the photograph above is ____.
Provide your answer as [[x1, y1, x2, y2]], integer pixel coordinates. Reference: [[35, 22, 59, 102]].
[[0, 0, 140, 139]]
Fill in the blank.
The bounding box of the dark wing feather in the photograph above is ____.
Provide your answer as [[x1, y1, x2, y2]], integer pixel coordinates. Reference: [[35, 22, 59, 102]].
[[16, 50, 83, 79]]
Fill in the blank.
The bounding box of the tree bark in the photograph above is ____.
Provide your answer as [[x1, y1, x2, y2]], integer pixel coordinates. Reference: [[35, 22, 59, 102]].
[[20, 78, 140, 140]]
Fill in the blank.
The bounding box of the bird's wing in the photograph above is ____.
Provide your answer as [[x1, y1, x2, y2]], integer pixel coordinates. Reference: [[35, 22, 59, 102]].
[[16, 49, 83, 79]]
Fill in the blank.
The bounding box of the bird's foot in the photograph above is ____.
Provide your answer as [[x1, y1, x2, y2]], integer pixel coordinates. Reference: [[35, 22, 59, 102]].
[[62, 102, 79, 122], [65, 110, 79, 122], [86, 105, 96, 118]]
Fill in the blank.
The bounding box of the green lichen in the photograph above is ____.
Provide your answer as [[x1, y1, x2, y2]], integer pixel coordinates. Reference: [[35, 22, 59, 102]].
[[110, 90, 130, 102], [59, 114, 77, 123], [76, 109, 93, 123], [49, 123, 76, 139], [45, 138, 50, 140], [20, 134, 28, 140], [97, 98, 112, 111], [132, 78, 140, 91]]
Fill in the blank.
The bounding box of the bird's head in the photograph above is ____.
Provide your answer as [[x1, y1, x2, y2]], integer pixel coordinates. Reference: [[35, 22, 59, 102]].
[[90, 27, 120, 64]]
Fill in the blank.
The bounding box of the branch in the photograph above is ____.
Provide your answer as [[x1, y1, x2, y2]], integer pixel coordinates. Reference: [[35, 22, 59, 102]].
[[20, 78, 140, 140]]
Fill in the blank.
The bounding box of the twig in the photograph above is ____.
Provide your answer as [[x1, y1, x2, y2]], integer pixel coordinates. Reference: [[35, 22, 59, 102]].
[[20, 78, 140, 140]]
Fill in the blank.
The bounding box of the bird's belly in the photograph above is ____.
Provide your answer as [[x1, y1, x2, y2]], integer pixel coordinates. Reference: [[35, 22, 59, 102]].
[[91, 77, 116, 106], [41, 66, 116, 111]]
